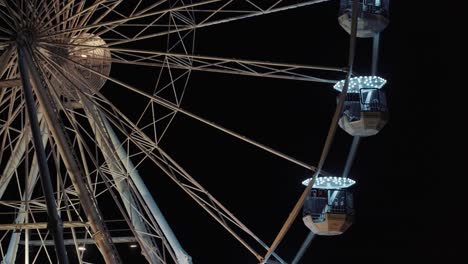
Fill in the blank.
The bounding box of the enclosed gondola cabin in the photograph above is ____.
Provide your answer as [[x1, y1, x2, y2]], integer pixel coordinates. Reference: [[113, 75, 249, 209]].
[[302, 177, 355, 236], [335, 76, 388, 137], [338, 0, 390, 38]]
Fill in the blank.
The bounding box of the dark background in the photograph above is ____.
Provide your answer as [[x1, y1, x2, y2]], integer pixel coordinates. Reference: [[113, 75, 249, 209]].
[[139, 1, 445, 263]]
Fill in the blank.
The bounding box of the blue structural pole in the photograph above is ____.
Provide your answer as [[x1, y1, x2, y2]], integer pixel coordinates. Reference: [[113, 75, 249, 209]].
[[342, 32, 379, 179]]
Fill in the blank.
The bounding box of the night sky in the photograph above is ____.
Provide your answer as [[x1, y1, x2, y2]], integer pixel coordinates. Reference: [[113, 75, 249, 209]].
[[145, 1, 444, 263]]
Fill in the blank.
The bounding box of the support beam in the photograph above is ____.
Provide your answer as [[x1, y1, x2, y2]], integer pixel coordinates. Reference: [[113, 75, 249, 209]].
[[102, 114, 192, 264], [18, 40, 69, 264], [0, 78, 21, 87], [20, 237, 137, 246], [45, 47, 324, 174], [80, 95, 160, 264], [39, 43, 343, 83], [17, 40, 121, 264], [0, 221, 89, 231]]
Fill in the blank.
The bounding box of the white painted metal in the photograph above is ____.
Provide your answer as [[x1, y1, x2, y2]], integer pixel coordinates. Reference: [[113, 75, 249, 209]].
[[81, 96, 160, 264], [0, 1, 348, 263], [102, 115, 192, 264]]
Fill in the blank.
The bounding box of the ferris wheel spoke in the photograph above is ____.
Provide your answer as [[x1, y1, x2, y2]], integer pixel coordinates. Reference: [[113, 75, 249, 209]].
[[40, 45, 171, 143], [67, 1, 86, 32], [71, 131, 172, 263], [70, 86, 287, 263], [43, 0, 164, 37], [0, 8, 16, 33], [89, 1, 165, 40], [59, 109, 169, 263], [39, 1, 81, 37], [143, 0, 327, 47], [40, 41, 343, 85], [0, 24, 12, 36], [39, 0, 217, 39], [0, 1, 21, 30], [40, 0, 328, 46], [49, 49, 329, 176], [46, 75, 264, 261], [96, 101, 266, 262], [107, 0, 330, 47], [41, 1, 116, 41], [15, 0, 34, 24], [108, 108, 287, 263], [84, 0, 125, 38], [38, 55, 177, 263], [35, 0, 55, 26]]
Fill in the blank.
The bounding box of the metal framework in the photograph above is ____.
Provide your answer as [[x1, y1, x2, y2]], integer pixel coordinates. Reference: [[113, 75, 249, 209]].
[[0, 1, 373, 263]]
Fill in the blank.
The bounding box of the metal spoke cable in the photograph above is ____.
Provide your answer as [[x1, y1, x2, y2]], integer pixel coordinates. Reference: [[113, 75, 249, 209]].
[[38, 41, 345, 83], [262, 0, 360, 262], [39, 46, 330, 175], [40, 60, 286, 263], [37, 51, 181, 263], [39, 0, 330, 47], [89, 89, 285, 263]]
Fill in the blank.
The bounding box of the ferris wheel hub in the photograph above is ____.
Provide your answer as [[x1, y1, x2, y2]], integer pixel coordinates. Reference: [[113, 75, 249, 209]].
[[47, 33, 111, 101], [15, 28, 36, 46]]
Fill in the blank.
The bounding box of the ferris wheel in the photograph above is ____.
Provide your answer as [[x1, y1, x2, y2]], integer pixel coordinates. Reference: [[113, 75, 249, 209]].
[[0, 1, 390, 263]]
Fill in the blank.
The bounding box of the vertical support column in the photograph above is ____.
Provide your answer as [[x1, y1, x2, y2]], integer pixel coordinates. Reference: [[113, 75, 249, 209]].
[[101, 115, 192, 264], [18, 43, 69, 264], [79, 96, 160, 263], [17, 40, 121, 263]]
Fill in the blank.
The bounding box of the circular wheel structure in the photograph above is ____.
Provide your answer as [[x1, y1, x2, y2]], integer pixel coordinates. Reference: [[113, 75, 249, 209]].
[[0, 1, 376, 263]]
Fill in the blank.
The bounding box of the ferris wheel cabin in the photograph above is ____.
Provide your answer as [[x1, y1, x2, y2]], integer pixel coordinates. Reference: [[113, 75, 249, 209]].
[[335, 76, 388, 137], [338, 0, 390, 38], [302, 177, 356, 236]]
